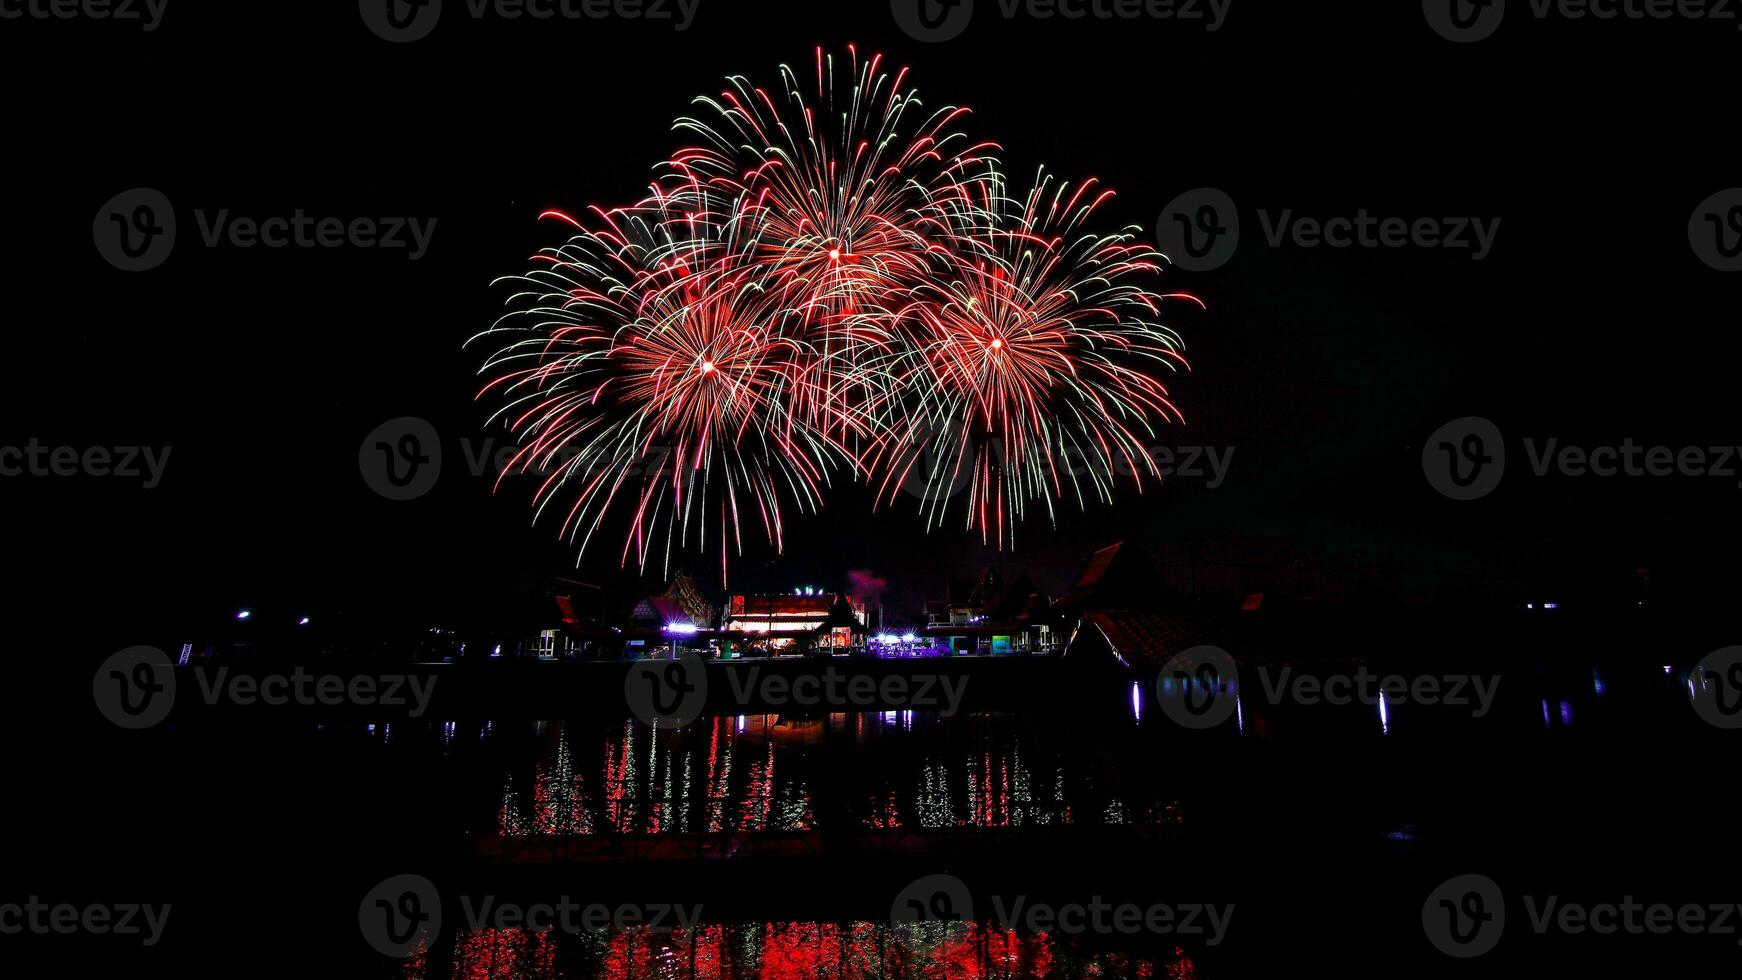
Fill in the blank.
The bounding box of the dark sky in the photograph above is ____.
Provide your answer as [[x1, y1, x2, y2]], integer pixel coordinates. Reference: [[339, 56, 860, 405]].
[[6, 0, 1739, 638]]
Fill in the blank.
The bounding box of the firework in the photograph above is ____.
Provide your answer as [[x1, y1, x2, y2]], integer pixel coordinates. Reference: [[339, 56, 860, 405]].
[[473, 179, 853, 581], [863, 165, 1196, 548], [670, 46, 997, 432], [474, 49, 1195, 577]]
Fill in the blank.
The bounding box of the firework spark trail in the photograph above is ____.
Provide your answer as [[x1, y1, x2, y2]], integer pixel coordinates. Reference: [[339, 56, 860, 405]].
[[473, 181, 855, 582], [472, 49, 1197, 578], [671, 45, 999, 438], [864, 165, 1196, 549]]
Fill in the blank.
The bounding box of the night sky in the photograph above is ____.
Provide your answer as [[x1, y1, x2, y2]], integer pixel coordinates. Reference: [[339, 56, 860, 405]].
[[8, 0, 1739, 642]]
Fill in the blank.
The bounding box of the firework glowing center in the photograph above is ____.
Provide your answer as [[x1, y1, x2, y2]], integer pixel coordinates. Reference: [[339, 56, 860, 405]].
[[473, 46, 1199, 580]]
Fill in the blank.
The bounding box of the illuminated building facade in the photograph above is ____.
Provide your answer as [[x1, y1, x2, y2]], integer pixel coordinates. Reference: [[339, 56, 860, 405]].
[[723, 590, 868, 652]]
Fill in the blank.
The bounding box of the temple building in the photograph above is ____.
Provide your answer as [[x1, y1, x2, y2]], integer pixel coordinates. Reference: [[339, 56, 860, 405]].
[[723, 590, 868, 653], [921, 565, 1060, 655]]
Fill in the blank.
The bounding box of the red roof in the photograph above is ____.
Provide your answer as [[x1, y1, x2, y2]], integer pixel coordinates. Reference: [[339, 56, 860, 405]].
[[1054, 543, 1125, 611], [728, 595, 835, 617], [1075, 610, 1226, 669]]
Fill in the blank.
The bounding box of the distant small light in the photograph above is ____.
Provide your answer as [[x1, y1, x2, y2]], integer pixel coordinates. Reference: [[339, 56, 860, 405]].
[[701, 361, 716, 375], [666, 623, 700, 635], [236, 610, 251, 621], [1663, 665, 1674, 674], [990, 338, 1004, 351], [901, 633, 918, 643], [492, 644, 502, 657], [1525, 603, 1534, 610], [828, 248, 842, 261], [876, 634, 899, 644], [1543, 602, 1559, 610], [298, 617, 311, 626]]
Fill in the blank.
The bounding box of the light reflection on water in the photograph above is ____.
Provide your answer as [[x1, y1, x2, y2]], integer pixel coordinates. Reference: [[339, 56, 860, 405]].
[[403, 922, 1200, 980], [490, 714, 1183, 842]]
